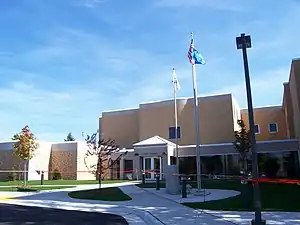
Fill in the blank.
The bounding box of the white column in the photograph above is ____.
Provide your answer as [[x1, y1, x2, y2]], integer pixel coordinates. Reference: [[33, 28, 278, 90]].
[[119, 158, 124, 180]]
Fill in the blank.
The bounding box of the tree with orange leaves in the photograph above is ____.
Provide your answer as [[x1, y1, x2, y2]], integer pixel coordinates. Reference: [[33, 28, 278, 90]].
[[12, 125, 39, 184]]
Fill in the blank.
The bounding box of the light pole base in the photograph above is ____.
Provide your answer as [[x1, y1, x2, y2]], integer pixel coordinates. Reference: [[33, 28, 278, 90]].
[[251, 219, 266, 225]]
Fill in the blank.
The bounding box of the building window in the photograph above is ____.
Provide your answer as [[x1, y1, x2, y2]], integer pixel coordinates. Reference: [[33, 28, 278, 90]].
[[124, 160, 134, 180], [169, 126, 181, 139], [254, 124, 260, 134], [170, 156, 176, 165], [269, 123, 278, 133]]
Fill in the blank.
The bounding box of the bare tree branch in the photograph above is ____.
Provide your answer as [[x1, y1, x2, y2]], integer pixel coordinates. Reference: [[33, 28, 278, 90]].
[[83, 130, 127, 189]]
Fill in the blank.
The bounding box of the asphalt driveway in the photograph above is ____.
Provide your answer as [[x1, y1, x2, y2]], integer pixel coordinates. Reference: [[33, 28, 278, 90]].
[[0, 203, 129, 225]]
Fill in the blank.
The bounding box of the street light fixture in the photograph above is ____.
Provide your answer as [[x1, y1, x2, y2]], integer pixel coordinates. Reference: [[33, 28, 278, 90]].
[[236, 33, 266, 225]]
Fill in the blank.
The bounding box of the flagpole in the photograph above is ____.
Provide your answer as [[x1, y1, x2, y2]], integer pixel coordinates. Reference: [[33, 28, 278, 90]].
[[190, 32, 202, 193], [173, 69, 180, 184]]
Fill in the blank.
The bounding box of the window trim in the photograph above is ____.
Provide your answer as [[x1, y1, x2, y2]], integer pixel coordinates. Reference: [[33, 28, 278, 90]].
[[254, 124, 260, 134], [268, 123, 278, 134]]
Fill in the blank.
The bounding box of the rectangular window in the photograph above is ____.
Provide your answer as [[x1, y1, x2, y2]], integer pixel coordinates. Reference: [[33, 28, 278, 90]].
[[170, 156, 176, 165], [269, 123, 278, 133], [124, 160, 133, 171], [124, 160, 134, 180], [254, 124, 260, 134], [168, 126, 181, 139]]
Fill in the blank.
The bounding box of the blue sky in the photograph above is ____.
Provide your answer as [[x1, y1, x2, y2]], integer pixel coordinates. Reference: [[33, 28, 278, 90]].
[[0, 0, 299, 141]]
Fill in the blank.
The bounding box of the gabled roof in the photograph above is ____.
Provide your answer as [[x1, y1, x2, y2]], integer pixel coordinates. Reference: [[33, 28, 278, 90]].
[[133, 136, 176, 147]]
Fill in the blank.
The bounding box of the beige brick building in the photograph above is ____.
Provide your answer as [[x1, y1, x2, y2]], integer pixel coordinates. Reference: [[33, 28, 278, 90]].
[[0, 141, 97, 181], [101, 59, 300, 181]]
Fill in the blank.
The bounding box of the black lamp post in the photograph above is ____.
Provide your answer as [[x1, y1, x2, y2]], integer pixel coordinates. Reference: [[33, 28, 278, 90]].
[[236, 33, 266, 225]]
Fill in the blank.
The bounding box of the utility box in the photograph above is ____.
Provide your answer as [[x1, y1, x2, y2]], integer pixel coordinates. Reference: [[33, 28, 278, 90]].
[[166, 165, 180, 195]]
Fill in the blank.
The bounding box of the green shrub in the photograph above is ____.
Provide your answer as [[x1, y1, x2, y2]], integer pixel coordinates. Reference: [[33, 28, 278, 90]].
[[52, 169, 62, 180], [6, 172, 16, 181], [16, 185, 39, 192]]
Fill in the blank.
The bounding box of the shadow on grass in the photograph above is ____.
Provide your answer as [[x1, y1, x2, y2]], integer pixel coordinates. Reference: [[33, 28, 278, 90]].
[[68, 187, 132, 201]]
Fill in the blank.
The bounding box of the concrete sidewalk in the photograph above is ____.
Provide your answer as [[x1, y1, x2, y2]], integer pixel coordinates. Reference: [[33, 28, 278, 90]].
[[0, 181, 137, 188], [129, 185, 300, 225], [119, 185, 235, 225]]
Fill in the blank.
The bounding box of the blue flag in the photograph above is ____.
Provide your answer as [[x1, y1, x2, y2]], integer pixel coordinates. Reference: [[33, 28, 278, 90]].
[[188, 38, 206, 65]]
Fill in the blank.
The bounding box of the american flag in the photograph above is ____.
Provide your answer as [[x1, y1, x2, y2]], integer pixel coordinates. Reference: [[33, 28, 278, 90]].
[[187, 36, 206, 65], [187, 38, 195, 65]]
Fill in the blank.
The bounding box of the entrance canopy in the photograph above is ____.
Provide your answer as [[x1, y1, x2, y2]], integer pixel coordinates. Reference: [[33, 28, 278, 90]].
[[133, 135, 176, 148], [133, 136, 175, 158]]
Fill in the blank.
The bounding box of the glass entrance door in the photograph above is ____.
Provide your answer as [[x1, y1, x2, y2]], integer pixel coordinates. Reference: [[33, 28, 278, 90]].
[[144, 157, 152, 179], [143, 157, 161, 180]]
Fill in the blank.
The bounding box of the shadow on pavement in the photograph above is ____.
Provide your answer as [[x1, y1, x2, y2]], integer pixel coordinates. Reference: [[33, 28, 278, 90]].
[[0, 203, 128, 225]]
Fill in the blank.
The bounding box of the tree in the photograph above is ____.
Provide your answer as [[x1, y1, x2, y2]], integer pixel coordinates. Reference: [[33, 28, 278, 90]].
[[52, 169, 62, 180], [83, 130, 127, 189], [12, 125, 39, 185], [12, 133, 19, 140], [64, 132, 75, 141], [233, 119, 251, 173]]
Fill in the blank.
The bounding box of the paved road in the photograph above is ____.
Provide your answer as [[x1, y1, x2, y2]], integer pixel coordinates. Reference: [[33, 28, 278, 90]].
[[0, 203, 129, 225]]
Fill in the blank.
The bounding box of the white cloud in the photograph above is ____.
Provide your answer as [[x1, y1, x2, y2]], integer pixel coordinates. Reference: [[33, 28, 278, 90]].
[[0, 81, 70, 106], [154, 0, 245, 11], [73, 0, 108, 8], [0, 28, 182, 141], [202, 66, 290, 108], [238, 3, 300, 57], [0, 81, 73, 130]]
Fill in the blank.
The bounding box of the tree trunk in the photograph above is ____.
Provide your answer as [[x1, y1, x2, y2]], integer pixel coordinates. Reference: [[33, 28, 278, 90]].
[[97, 159, 102, 189], [98, 172, 102, 189], [240, 155, 247, 174], [24, 162, 27, 185]]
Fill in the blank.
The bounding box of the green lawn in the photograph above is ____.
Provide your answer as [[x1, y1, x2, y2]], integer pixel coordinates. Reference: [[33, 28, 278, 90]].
[[137, 180, 300, 212], [0, 180, 129, 186], [68, 187, 132, 201], [0, 185, 76, 192]]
